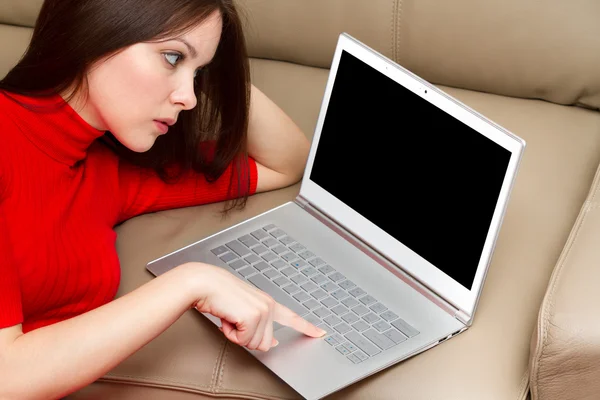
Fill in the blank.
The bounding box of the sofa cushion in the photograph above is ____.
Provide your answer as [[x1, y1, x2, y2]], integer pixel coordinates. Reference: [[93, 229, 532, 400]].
[[0, 24, 32, 78], [0, 0, 41, 27], [530, 163, 600, 399], [240, 0, 600, 110], [64, 58, 600, 400]]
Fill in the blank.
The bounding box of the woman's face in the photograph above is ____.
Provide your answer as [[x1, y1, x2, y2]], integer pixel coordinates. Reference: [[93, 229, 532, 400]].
[[72, 10, 222, 152]]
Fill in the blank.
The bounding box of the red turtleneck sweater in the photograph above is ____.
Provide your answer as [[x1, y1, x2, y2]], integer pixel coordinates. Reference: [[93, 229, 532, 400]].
[[0, 92, 257, 333]]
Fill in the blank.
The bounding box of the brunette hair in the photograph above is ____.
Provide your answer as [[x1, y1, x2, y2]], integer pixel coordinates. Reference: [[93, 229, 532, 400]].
[[0, 0, 252, 213]]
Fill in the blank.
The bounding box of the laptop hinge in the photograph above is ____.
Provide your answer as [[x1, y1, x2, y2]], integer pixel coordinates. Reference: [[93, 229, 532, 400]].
[[295, 197, 468, 324], [455, 310, 470, 325], [294, 195, 309, 209]]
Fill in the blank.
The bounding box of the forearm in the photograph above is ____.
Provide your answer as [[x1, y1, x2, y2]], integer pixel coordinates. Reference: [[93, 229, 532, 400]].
[[0, 263, 202, 400], [247, 85, 310, 192]]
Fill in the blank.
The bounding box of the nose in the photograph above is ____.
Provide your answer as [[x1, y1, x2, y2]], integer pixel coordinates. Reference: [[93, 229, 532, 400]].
[[170, 75, 198, 110]]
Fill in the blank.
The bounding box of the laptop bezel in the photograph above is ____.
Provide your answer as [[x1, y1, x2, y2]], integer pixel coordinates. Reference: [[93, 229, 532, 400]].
[[298, 32, 525, 317]]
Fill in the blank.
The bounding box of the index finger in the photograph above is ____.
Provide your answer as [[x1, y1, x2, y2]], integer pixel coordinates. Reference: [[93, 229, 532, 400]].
[[273, 303, 327, 338]]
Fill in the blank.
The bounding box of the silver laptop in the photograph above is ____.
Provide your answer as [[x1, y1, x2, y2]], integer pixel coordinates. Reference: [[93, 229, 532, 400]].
[[147, 32, 525, 400]]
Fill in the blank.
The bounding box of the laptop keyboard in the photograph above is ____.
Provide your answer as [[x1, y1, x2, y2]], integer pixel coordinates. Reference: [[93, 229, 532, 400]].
[[211, 224, 420, 364]]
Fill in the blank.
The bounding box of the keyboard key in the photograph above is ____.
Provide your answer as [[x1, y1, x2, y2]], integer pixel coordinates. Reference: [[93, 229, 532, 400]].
[[247, 274, 307, 316], [301, 267, 318, 277], [311, 289, 328, 300], [347, 353, 364, 364], [336, 345, 351, 355], [298, 250, 315, 260], [329, 272, 346, 282], [321, 297, 339, 308], [262, 238, 279, 248], [324, 315, 342, 326], [341, 312, 360, 324], [349, 287, 366, 298], [226, 240, 251, 257], [228, 259, 247, 270], [314, 307, 331, 318], [244, 254, 260, 264], [283, 284, 300, 295], [309, 258, 325, 267], [239, 236, 259, 247], [351, 320, 370, 332], [289, 243, 306, 253], [359, 295, 377, 306], [300, 282, 318, 292], [273, 277, 290, 287], [262, 224, 277, 231], [281, 252, 298, 262], [293, 291, 311, 303], [311, 275, 329, 284], [363, 329, 396, 350], [373, 321, 391, 332], [238, 266, 256, 277], [290, 259, 307, 269], [335, 323, 352, 334], [303, 299, 321, 310], [344, 331, 380, 356], [343, 342, 358, 353], [391, 318, 420, 337], [251, 229, 270, 240], [291, 274, 308, 284], [281, 267, 297, 277], [325, 336, 340, 346], [321, 282, 338, 292], [383, 328, 407, 344], [211, 246, 228, 256], [272, 245, 288, 255], [254, 261, 271, 271], [219, 253, 237, 263], [263, 269, 280, 279], [342, 297, 359, 308], [252, 245, 268, 255], [331, 304, 348, 316], [381, 310, 399, 321], [338, 280, 357, 290], [351, 305, 370, 316], [271, 259, 288, 269], [318, 265, 335, 275], [270, 228, 287, 238], [303, 313, 321, 326], [362, 313, 381, 324], [370, 303, 388, 314], [331, 289, 349, 300], [261, 252, 278, 262], [280, 236, 295, 245]]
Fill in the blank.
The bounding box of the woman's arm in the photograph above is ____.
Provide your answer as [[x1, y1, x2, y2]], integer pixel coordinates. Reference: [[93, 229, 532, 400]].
[[0, 263, 324, 400], [247, 84, 311, 193]]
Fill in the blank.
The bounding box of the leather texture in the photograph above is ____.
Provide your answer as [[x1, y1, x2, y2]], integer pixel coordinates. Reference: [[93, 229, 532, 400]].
[[2, 0, 600, 399], [530, 163, 600, 400]]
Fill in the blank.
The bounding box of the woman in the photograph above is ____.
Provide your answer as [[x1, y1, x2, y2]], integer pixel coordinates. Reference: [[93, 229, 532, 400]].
[[0, 0, 326, 398]]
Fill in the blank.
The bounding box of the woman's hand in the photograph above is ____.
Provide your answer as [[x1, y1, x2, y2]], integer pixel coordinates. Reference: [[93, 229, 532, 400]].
[[189, 263, 326, 352]]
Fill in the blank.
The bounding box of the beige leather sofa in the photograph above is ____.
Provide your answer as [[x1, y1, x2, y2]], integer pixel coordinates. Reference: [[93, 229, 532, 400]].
[[2, 1, 600, 399]]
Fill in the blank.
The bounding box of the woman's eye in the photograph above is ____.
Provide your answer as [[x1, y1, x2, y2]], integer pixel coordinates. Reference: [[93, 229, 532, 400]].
[[164, 53, 183, 67]]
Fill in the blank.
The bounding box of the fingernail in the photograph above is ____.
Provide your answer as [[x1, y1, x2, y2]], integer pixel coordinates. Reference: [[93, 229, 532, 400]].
[[318, 329, 327, 336], [273, 340, 279, 347]]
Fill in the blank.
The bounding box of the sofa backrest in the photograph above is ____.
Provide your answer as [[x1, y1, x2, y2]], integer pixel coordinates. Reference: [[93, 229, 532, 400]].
[[2, 0, 599, 110]]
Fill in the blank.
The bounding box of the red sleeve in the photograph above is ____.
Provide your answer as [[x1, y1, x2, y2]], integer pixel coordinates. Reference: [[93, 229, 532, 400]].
[[0, 184, 23, 328], [117, 142, 258, 223]]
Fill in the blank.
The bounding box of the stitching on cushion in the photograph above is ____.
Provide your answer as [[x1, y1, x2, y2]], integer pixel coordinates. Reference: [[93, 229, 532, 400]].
[[390, 0, 397, 60], [216, 341, 230, 391], [211, 338, 228, 390], [533, 189, 599, 396], [101, 373, 211, 389]]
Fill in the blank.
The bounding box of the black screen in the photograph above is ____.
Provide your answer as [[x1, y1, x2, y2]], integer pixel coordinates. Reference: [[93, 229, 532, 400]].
[[309, 50, 511, 290]]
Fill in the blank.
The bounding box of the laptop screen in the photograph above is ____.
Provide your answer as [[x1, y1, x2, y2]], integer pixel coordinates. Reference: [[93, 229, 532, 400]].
[[309, 50, 511, 290]]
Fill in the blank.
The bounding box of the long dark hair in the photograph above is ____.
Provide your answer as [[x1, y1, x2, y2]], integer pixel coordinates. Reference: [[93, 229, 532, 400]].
[[0, 0, 252, 213]]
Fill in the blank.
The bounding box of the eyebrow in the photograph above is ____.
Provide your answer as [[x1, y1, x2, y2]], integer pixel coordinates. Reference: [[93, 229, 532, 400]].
[[173, 38, 198, 59]]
